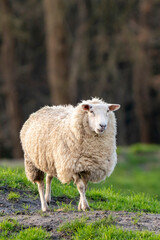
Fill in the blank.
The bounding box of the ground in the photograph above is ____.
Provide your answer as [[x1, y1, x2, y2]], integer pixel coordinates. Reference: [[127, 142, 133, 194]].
[[1, 186, 160, 239]]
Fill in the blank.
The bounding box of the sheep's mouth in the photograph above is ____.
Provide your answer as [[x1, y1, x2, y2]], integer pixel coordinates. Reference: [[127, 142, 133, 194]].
[[97, 129, 105, 134]]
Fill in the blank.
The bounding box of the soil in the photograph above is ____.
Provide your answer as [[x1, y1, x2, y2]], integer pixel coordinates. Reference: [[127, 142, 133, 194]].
[[0, 186, 160, 239]]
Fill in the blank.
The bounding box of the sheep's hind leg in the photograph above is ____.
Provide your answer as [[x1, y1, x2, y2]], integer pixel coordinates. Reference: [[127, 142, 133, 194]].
[[36, 180, 49, 212], [24, 154, 48, 212], [45, 174, 53, 205], [76, 177, 90, 211]]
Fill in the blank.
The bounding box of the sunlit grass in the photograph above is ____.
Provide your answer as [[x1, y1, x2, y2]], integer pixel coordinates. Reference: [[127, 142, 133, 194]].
[[0, 219, 51, 240], [15, 227, 51, 240], [0, 144, 160, 213], [0, 219, 19, 232], [117, 143, 160, 154], [0, 167, 38, 193], [58, 217, 160, 240], [88, 187, 160, 213], [7, 192, 20, 201]]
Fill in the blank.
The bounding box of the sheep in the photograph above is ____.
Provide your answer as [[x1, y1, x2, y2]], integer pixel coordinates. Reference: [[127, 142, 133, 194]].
[[20, 98, 120, 212]]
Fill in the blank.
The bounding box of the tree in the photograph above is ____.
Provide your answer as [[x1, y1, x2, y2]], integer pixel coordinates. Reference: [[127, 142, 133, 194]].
[[0, 0, 23, 158], [132, 0, 153, 143], [69, 0, 89, 103], [43, 0, 70, 105]]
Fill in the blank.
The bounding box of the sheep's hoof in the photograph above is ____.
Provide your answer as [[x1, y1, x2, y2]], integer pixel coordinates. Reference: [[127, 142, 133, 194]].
[[42, 208, 48, 212], [42, 204, 49, 212], [82, 205, 90, 211], [78, 202, 82, 211], [45, 196, 51, 205], [78, 202, 90, 211]]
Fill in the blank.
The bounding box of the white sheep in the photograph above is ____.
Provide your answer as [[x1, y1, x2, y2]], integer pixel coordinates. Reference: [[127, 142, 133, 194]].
[[20, 98, 120, 211]]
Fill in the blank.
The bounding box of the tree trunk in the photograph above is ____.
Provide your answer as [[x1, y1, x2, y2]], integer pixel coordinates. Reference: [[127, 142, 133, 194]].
[[0, 0, 23, 158], [69, 0, 88, 103], [43, 0, 70, 105], [133, 50, 151, 142], [132, 0, 153, 143]]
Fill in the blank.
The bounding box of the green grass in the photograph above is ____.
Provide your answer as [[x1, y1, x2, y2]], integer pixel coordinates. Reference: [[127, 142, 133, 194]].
[[0, 144, 160, 213], [55, 201, 76, 212], [117, 143, 160, 154], [7, 192, 20, 201], [1, 144, 160, 239], [103, 152, 160, 199], [22, 203, 30, 210], [0, 218, 19, 232], [87, 187, 160, 213], [0, 219, 51, 240], [0, 167, 38, 193], [58, 217, 160, 240], [15, 227, 51, 240], [128, 143, 160, 154]]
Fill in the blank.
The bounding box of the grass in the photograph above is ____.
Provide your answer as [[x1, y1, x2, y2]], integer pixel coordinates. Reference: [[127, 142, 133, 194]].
[[56, 201, 76, 212], [103, 153, 160, 199], [0, 219, 51, 240], [22, 203, 30, 211], [117, 143, 160, 154], [0, 144, 160, 213], [0, 218, 19, 232], [87, 187, 160, 213], [0, 167, 38, 193], [127, 143, 160, 154], [1, 144, 160, 239], [7, 192, 20, 201], [58, 217, 160, 240], [22, 203, 30, 214], [15, 227, 51, 240]]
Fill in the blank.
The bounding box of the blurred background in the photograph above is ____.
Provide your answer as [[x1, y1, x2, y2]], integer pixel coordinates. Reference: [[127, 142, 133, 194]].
[[0, 0, 160, 159]]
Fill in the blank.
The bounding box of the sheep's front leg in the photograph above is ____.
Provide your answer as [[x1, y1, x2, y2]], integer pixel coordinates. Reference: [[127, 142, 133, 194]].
[[76, 179, 90, 211], [45, 174, 53, 205], [37, 180, 48, 212]]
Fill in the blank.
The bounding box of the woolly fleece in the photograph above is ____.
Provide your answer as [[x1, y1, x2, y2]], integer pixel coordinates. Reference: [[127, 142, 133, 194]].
[[20, 98, 118, 184]]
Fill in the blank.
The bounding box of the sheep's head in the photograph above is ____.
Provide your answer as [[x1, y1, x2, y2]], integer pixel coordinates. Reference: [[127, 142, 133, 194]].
[[82, 102, 120, 135]]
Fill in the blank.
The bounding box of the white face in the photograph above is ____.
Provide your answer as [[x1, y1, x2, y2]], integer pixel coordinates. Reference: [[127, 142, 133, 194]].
[[82, 103, 120, 134]]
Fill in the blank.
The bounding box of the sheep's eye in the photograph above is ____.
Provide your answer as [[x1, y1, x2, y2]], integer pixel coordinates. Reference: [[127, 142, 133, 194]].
[[90, 110, 94, 115], [107, 109, 109, 113]]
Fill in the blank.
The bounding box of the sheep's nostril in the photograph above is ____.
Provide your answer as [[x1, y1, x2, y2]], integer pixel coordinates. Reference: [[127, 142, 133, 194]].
[[99, 124, 106, 128]]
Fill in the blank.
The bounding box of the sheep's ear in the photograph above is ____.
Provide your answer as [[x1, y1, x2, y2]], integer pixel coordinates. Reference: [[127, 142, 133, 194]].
[[82, 104, 91, 111], [108, 104, 120, 111]]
